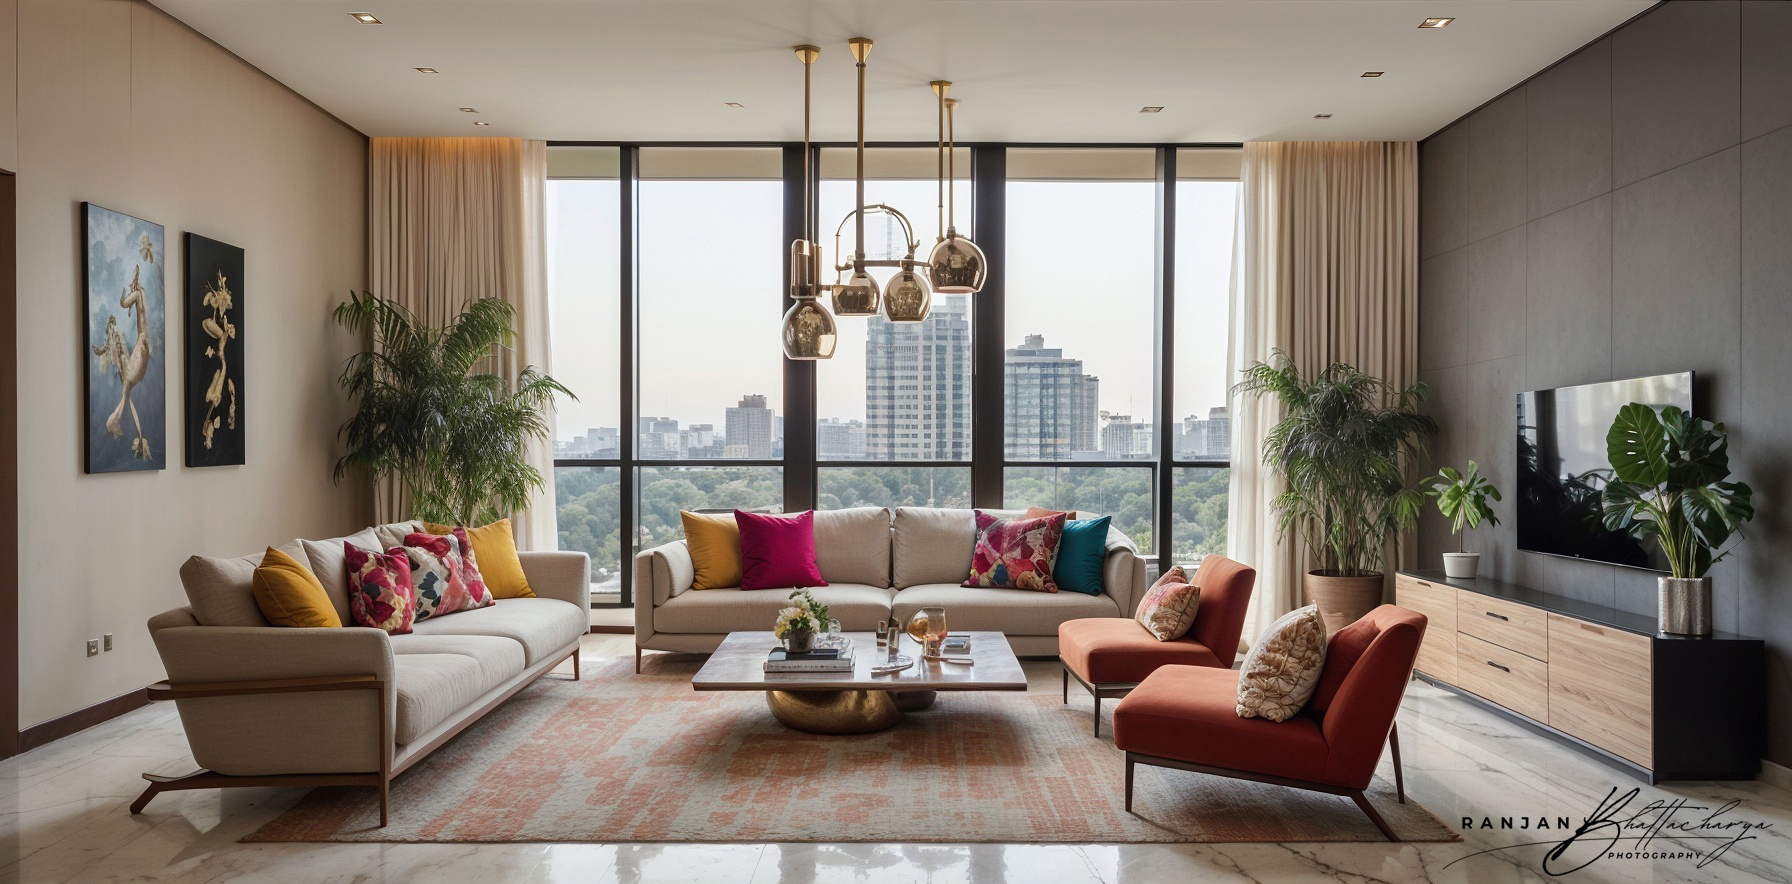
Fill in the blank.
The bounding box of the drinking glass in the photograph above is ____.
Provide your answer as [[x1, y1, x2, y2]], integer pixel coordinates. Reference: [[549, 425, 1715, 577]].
[[906, 607, 948, 657]]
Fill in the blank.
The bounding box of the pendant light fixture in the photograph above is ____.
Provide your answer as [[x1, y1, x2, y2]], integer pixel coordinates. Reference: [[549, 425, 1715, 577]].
[[780, 44, 838, 360], [830, 38, 882, 317], [927, 86, 986, 294]]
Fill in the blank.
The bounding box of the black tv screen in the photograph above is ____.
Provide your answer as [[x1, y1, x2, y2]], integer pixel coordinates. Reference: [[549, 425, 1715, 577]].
[[1516, 372, 1694, 572]]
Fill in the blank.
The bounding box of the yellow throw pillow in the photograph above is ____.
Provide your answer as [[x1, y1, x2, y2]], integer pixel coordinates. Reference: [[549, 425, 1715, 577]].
[[681, 511, 743, 590], [423, 518, 536, 599], [252, 547, 342, 628]]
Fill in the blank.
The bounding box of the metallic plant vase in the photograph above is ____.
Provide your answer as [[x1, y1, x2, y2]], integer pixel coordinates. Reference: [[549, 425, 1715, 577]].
[[1659, 576, 1712, 636], [785, 630, 816, 653]]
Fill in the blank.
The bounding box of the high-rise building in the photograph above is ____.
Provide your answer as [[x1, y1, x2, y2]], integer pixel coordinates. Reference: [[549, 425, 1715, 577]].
[[724, 394, 776, 459], [1101, 413, 1153, 459], [638, 416, 681, 459], [1004, 333, 1100, 459], [816, 418, 867, 459], [864, 294, 971, 460], [1176, 406, 1231, 460]]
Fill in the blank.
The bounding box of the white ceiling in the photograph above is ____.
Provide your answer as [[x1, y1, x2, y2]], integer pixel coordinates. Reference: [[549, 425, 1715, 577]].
[[151, 0, 1652, 144]]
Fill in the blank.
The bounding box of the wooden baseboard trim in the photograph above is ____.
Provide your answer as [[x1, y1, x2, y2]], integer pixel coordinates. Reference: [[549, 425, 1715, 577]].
[[588, 624, 633, 635], [1759, 758, 1792, 793], [20, 687, 150, 753]]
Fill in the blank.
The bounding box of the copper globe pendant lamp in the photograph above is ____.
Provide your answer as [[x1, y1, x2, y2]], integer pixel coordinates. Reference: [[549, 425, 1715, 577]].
[[780, 44, 838, 360], [927, 85, 986, 294]]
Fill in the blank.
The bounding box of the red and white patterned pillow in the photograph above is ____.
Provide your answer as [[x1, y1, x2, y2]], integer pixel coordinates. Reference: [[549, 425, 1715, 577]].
[[344, 542, 415, 635], [403, 528, 495, 621], [962, 510, 1066, 592]]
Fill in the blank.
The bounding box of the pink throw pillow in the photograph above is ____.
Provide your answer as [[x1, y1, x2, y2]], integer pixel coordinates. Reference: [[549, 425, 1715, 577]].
[[344, 542, 416, 635], [963, 510, 1066, 592], [735, 510, 828, 591]]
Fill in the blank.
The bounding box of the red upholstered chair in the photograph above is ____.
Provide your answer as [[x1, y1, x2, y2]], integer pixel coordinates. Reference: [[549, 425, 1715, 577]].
[[1111, 604, 1427, 841], [1058, 554, 1255, 736]]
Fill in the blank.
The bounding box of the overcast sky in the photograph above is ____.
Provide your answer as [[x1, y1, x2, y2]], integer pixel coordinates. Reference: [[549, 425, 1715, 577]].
[[545, 171, 1238, 440]]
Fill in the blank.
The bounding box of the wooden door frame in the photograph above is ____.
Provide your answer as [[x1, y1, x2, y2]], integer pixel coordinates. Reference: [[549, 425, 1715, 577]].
[[1, 170, 18, 758]]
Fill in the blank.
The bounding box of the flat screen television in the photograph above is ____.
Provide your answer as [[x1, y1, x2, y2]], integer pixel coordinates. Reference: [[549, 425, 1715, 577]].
[[1516, 372, 1694, 572]]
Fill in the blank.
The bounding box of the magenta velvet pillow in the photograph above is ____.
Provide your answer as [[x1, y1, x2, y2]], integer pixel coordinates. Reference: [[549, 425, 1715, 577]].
[[735, 509, 828, 591]]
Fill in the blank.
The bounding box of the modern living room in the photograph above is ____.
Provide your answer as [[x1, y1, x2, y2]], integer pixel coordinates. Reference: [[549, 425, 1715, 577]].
[[3, 0, 1791, 881]]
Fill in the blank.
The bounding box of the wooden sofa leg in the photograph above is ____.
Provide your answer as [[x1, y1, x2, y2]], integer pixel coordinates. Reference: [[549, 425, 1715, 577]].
[[129, 779, 168, 815], [573, 647, 582, 681], [1352, 790, 1399, 842], [1389, 723, 1405, 804], [635, 646, 642, 674]]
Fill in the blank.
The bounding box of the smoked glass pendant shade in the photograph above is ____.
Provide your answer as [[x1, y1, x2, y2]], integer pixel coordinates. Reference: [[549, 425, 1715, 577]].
[[832, 269, 881, 317], [789, 239, 823, 300], [927, 230, 987, 294], [883, 267, 932, 322], [781, 298, 838, 360]]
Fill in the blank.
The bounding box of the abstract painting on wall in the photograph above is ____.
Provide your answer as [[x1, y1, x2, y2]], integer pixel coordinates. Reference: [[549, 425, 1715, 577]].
[[83, 203, 166, 474], [183, 234, 244, 467]]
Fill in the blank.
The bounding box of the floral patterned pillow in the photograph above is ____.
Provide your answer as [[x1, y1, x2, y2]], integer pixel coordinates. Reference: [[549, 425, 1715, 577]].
[[962, 510, 1066, 592], [1236, 605, 1329, 721], [345, 542, 416, 635], [403, 528, 495, 621], [1135, 565, 1201, 640]]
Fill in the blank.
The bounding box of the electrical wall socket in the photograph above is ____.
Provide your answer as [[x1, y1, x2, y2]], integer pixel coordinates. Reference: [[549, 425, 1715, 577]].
[[86, 640, 99, 657], [104, 634, 113, 652]]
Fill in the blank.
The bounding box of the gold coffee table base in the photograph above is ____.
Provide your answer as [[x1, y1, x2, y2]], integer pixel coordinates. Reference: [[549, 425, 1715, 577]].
[[765, 689, 938, 734]]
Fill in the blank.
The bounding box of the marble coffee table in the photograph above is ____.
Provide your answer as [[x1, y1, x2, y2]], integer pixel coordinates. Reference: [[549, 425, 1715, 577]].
[[691, 630, 1027, 734]]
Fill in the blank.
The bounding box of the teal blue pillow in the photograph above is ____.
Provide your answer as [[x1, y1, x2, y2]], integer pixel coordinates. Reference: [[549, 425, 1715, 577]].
[[1053, 516, 1111, 595]]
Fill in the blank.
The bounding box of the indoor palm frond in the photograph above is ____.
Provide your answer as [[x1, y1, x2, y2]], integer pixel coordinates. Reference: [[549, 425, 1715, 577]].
[[1234, 350, 1437, 576], [332, 292, 574, 526]]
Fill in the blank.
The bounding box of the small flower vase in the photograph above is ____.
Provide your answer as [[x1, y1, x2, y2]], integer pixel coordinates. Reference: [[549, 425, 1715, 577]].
[[785, 630, 815, 653]]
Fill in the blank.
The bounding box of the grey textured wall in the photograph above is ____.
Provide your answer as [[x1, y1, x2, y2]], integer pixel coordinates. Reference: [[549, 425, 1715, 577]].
[[1417, 0, 1792, 768]]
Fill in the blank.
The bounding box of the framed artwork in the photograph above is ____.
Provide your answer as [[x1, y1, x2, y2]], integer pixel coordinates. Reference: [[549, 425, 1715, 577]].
[[184, 234, 244, 467], [83, 203, 166, 473]]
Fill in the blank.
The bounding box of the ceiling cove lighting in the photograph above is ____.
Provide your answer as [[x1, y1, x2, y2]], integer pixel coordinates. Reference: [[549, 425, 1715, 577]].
[[349, 12, 382, 24], [415, 67, 439, 74], [1419, 17, 1455, 28], [780, 45, 838, 360], [1360, 71, 1384, 78], [1139, 106, 1164, 114]]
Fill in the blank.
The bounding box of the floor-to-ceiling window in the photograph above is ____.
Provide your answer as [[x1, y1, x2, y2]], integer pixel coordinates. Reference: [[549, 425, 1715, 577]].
[[815, 148, 973, 510], [547, 143, 1241, 604]]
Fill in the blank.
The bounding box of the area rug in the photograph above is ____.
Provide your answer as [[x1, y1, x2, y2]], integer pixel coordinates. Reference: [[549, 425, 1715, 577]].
[[244, 656, 1458, 844]]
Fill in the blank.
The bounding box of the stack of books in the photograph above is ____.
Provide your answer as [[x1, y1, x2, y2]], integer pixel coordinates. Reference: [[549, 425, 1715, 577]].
[[763, 646, 856, 674]]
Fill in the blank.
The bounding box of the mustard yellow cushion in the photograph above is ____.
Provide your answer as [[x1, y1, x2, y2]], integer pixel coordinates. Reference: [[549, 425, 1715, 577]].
[[252, 547, 342, 628], [681, 511, 743, 590], [424, 518, 535, 599]]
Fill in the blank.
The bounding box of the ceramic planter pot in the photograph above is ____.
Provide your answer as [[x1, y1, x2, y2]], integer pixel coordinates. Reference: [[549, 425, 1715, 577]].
[[1305, 570, 1385, 634], [1442, 552, 1481, 579], [1659, 576, 1712, 636], [785, 630, 815, 653]]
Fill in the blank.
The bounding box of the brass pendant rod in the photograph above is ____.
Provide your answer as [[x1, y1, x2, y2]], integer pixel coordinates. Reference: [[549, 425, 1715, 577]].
[[933, 81, 946, 241], [946, 98, 958, 231], [853, 39, 869, 267], [803, 48, 813, 244]]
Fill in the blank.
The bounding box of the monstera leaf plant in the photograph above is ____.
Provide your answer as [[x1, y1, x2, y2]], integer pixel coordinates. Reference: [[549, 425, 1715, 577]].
[[1600, 404, 1753, 579]]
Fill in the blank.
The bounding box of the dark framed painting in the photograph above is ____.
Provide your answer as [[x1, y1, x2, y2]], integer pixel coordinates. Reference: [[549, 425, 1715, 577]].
[[183, 233, 245, 467], [83, 203, 166, 473]]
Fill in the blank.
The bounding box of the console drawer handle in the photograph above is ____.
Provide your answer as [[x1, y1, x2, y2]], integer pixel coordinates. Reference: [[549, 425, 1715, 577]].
[[1579, 623, 1604, 635], [1485, 611, 1509, 621], [1486, 660, 1511, 673]]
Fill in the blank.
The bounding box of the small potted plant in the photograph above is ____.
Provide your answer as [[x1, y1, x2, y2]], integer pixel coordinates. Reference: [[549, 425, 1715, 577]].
[[775, 591, 829, 652], [1424, 461, 1502, 579], [1601, 404, 1754, 635]]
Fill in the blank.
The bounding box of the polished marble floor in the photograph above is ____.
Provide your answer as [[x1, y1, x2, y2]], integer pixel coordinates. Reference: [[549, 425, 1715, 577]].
[[3, 633, 1788, 884]]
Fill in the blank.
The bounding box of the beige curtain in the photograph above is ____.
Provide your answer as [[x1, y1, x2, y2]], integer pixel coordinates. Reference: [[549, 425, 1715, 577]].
[[368, 137, 557, 550], [1227, 141, 1419, 641]]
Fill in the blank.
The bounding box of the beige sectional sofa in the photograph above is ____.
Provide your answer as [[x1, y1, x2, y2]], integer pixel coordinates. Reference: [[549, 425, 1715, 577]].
[[633, 507, 1148, 661], [135, 520, 590, 825]]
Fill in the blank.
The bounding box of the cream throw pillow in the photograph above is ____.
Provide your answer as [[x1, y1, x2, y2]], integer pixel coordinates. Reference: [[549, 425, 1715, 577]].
[[1236, 605, 1328, 722]]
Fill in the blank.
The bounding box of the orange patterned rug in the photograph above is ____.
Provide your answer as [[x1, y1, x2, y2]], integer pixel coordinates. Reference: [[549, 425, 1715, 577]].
[[244, 656, 1458, 844]]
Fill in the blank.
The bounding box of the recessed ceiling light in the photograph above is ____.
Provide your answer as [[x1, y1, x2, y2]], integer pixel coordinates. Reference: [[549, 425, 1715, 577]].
[[1139, 106, 1164, 114], [1419, 17, 1455, 28], [459, 107, 478, 113], [1314, 113, 1333, 119], [1361, 71, 1384, 78], [349, 12, 381, 24], [473, 121, 490, 127], [415, 67, 438, 74], [724, 102, 745, 109]]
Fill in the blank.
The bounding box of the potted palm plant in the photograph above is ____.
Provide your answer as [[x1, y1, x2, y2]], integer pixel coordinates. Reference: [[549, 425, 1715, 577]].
[[1601, 404, 1753, 636], [332, 292, 571, 525], [1424, 461, 1502, 579], [1236, 351, 1437, 633]]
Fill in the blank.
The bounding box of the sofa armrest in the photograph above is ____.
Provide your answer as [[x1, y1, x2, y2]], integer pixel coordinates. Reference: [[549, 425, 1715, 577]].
[[636, 541, 695, 607], [1103, 547, 1149, 617], [518, 550, 591, 610], [150, 625, 395, 774]]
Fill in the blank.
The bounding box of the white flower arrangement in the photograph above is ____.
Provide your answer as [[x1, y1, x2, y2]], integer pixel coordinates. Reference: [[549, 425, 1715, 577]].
[[773, 592, 827, 639]]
